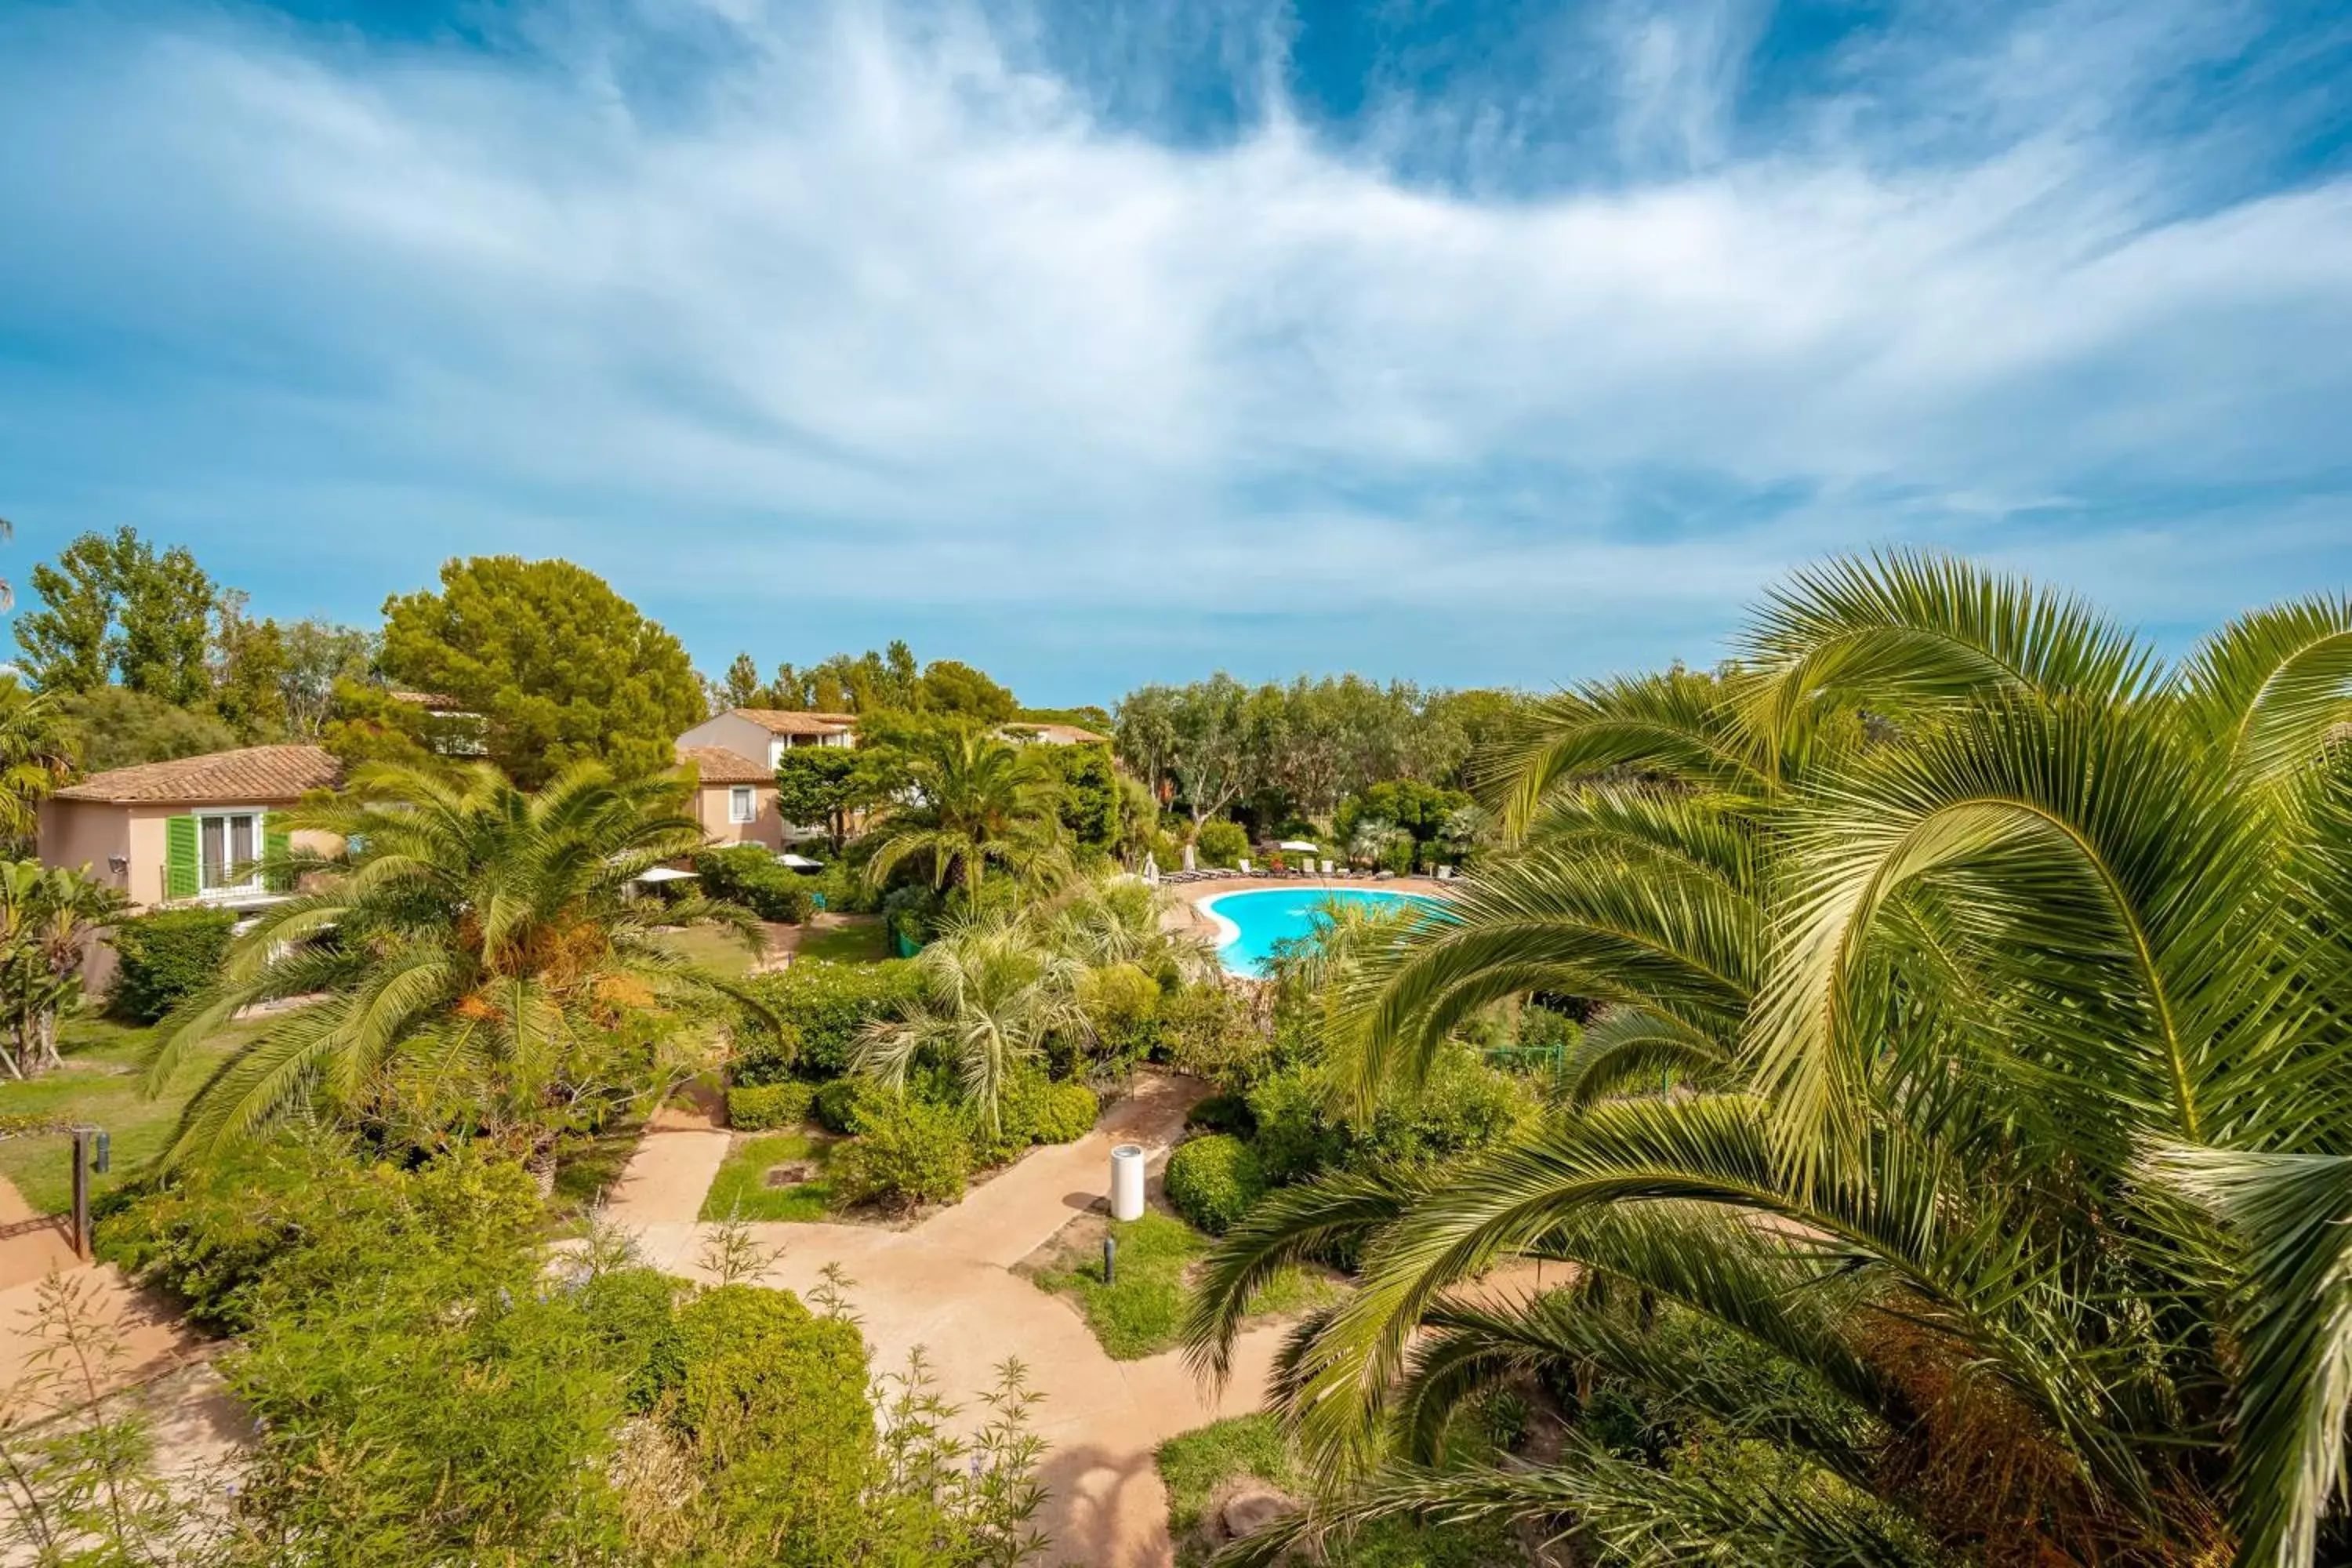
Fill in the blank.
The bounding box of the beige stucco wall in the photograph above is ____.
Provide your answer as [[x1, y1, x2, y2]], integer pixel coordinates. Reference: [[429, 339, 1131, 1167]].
[[38, 798, 345, 992], [694, 782, 784, 851]]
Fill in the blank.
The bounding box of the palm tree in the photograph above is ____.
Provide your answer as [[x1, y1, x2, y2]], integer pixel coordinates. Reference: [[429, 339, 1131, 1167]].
[[147, 761, 764, 1171], [853, 913, 1087, 1131], [0, 862, 125, 1077], [0, 678, 75, 851], [862, 728, 1069, 896], [1187, 555, 2352, 1567]]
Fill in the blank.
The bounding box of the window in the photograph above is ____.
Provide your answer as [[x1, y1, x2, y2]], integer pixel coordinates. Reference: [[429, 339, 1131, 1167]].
[[198, 810, 263, 895], [728, 786, 757, 824]]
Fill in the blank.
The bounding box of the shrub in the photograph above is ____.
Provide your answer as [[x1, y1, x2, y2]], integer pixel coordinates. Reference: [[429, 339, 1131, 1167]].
[[693, 845, 817, 924], [811, 1075, 889, 1135], [727, 1080, 815, 1131], [1243, 1065, 1350, 1185], [96, 1138, 542, 1334], [832, 1097, 971, 1210], [736, 961, 919, 1083], [107, 906, 237, 1022], [984, 1073, 1099, 1158], [662, 1283, 877, 1563], [1185, 1091, 1256, 1137], [1080, 961, 1161, 1065], [1029, 1082, 1099, 1145], [1194, 818, 1248, 868], [1160, 984, 1274, 1086], [1245, 1050, 1537, 1189], [1164, 1134, 1265, 1236]]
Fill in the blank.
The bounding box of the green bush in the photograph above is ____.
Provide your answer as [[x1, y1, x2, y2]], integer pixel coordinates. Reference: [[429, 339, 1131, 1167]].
[[728, 1080, 815, 1131], [107, 906, 237, 1023], [1160, 984, 1275, 1086], [1029, 1082, 1099, 1144], [812, 1075, 891, 1135], [1080, 961, 1162, 1065], [1164, 1134, 1265, 1236], [663, 1283, 876, 1563], [737, 960, 919, 1083], [1194, 818, 1248, 868], [694, 845, 818, 924], [1245, 1051, 1537, 1189], [96, 1138, 543, 1334], [832, 1097, 971, 1210], [1243, 1065, 1351, 1185], [1185, 1091, 1256, 1137]]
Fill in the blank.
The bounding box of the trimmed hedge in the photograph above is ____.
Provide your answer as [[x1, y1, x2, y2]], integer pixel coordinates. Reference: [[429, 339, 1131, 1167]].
[[108, 906, 238, 1023], [692, 846, 817, 924], [726, 1080, 815, 1131], [735, 961, 920, 1083], [1164, 1134, 1265, 1236]]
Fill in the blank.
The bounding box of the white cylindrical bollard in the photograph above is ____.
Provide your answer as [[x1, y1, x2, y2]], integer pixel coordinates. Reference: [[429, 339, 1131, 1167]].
[[1109, 1143, 1147, 1222]]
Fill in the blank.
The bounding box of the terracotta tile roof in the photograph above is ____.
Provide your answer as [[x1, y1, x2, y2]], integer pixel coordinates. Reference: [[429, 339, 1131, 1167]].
[[676, 746, 773, 784], [55, 745, 343, 804], [728, 708, 857, 736]]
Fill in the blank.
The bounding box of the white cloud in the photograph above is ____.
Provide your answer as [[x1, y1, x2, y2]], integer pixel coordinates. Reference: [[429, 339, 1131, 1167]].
[[0, 0, 2345, 695]]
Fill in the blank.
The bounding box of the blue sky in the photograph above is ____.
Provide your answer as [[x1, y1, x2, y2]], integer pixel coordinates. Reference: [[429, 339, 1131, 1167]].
[[2, 0, 2347, 706]]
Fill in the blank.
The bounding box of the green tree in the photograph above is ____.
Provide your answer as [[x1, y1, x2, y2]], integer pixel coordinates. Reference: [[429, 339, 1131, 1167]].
[[379, 557, 705, 787], [278, 619, 378, 739], [771, 747, 869, 855], [855, 916, 1086, 1133], [54, 687, 236, 773], [318, 679, 444, 774], [862, 729, 1068, 896], [1188, 557, 2352, 1567], [0, 678, 75, 851], [719, 651, 764, 710], [211, 592, 291, 741], [16, 528, 220, 704], [12, 530, 119, 694], [917, 659, 1017, 723], [0, 861, 125, 1077], [147, 762, 765, 1172]]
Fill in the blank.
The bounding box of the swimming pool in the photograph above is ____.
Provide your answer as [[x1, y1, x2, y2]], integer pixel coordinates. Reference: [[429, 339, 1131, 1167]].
[[1199, 886, 1443, 977]]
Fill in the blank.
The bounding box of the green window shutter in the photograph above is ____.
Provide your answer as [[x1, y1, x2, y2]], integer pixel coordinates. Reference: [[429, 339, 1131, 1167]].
[[263, 814, 292, 892], [165, 815, 199, 901]]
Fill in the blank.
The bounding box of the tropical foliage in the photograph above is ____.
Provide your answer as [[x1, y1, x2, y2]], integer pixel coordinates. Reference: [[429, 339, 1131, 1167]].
[[862, 728, 1070, 896], [1187, 554, 2352, 1567], [146, 761, 763, 1171], [0, 860, 125, 1078]]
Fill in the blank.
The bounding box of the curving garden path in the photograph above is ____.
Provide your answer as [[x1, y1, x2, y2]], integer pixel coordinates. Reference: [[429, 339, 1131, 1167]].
[[603, 1075, 1290, 1568]]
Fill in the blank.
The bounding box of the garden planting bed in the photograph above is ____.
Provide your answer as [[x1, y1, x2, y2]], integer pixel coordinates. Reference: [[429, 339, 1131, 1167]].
[[1013, 1198, 1345, 1360]]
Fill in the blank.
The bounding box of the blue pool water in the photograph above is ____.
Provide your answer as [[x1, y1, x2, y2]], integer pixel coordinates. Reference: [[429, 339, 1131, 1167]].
[[1200, 887, 1443, 977]]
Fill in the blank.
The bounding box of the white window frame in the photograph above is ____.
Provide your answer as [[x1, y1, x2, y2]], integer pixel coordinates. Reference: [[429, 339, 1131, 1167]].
[[196, 806, 268, 898], [728, 785, 757, 825]]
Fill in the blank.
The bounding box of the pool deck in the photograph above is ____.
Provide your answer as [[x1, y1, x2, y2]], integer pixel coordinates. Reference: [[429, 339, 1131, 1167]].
[[1162, 874, 1450, 949]]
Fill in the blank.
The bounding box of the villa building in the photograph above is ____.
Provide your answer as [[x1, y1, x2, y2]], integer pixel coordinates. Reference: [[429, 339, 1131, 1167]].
[[672, 708, 859, 851]]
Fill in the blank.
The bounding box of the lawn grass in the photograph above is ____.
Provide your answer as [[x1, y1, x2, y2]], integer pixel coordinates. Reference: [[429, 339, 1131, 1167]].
[[699, 1128, 837, 1221], [0, 1011, 264, 1214], [793, 920, 889, 964], [659, 924, 765, 978], [1030, 1208, 1348, 1360], [1158, 1413, 1522, 1566]]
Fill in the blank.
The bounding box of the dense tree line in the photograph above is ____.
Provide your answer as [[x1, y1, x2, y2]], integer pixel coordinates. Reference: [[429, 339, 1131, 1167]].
[[1112, 673, 1523, 833]]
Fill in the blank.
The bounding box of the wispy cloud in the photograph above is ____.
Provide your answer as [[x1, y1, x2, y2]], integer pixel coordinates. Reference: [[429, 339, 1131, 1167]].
[[0, 0, 2345, 696]]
